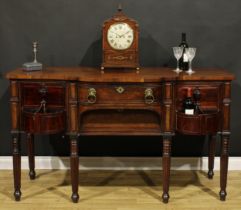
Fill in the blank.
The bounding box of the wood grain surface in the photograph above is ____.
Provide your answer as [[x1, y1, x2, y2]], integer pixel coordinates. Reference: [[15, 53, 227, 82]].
[[5, 67, 235, 82], [0, 170, 240, 210]]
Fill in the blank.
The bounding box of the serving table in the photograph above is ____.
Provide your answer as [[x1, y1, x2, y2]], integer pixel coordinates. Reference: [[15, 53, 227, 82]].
[[6, 67, 234, 203]]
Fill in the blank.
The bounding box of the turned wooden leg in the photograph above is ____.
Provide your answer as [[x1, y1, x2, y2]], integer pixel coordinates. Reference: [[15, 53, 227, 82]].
[[162, 136, 172, 203], [12, 133, 21, 201], [27, 133, 36, 180], [219, 134, 229, 201], [208, 134, 216, 179], [70, 135, 79, 203]]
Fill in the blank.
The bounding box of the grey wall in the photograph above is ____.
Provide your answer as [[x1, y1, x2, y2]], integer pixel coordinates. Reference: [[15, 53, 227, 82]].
[[0, 0, 240, 156]]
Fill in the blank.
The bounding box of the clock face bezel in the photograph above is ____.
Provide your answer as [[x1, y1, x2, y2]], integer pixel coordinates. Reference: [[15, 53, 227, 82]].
[[107, 22, 134, 51]]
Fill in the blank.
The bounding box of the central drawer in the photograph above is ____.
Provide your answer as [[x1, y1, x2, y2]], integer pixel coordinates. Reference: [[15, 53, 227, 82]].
[[78, 83, 162, 106]]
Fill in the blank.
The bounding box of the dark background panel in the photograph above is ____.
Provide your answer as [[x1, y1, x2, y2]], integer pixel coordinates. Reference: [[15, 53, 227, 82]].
[[0, 0, 240, 156]]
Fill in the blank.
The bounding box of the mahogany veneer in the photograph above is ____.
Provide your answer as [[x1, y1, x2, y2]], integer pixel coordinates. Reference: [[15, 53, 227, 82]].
[[176, 111, 219, 135], [23, 109, 65, 134], [101, 8, 139, 69], [21, 82, 65, 108], [6, 67, 234, 203]]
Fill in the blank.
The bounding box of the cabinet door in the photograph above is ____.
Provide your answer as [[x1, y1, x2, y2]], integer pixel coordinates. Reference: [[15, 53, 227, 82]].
[[20, 81, 66, 134], [175, 82, 222, 135]]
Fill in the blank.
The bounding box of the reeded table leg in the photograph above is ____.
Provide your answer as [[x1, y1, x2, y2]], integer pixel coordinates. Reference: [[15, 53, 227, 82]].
[[219, 134, 229, 201], [12, 133, 21, 201], [27, 133, 36, 180], [208, 134, 216, 179], [70, 135, 79, 203], [219, 81, 231, 201], [162, 136, 172, 203]]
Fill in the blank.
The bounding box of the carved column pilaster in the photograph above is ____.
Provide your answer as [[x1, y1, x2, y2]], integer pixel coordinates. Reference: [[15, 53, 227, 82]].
[[162, 82, 174, 134], [67, 82, 78, 135]]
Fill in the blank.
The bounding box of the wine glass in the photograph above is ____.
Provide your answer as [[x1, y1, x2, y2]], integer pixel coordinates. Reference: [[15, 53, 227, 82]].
[[173, 47, 183, 73], [186, 47, 196, 74]]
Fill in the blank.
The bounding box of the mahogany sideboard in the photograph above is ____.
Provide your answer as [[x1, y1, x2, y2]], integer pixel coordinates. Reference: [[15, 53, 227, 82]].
[[6, 67, 234, 203]]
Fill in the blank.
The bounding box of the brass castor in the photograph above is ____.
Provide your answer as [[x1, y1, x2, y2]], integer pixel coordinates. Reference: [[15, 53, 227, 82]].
[[14, 190, 22, 201], [71, 193, 79, 203], [162, 192, 169, 203]]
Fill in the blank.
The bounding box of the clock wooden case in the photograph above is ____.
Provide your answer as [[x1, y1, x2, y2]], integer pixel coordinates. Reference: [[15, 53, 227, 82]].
[[101, 7, 140, 70]]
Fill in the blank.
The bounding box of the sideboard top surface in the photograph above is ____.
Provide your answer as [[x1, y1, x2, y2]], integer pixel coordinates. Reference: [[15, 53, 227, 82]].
[[5, 67, 235, 82]]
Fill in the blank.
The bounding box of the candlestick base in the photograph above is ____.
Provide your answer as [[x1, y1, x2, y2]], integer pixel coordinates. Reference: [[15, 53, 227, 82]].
[[23, 62, 43, 71]]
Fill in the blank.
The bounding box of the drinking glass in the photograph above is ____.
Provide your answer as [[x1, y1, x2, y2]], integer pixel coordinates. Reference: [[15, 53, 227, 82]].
[[173, 47, 183, 73], [186, 47, 196, 74]]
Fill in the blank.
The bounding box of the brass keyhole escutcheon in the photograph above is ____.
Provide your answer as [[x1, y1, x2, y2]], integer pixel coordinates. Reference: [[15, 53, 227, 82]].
[[115, 86, 125, 94]]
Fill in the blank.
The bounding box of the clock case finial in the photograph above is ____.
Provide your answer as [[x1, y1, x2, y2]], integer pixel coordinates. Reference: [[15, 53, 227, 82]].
[[118, 3, 122, 12]]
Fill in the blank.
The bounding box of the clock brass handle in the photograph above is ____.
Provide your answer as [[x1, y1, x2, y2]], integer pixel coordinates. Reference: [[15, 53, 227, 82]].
[[144, 88, 155, 104], [87, 88, 97, 104]]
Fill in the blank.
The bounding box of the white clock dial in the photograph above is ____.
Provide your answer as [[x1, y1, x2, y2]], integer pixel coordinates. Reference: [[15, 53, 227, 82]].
[[107, 23, 134, 50]]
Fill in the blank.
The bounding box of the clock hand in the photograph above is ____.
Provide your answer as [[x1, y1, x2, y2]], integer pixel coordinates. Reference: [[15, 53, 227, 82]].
[[120, 30, 131, 38], [111, 31, 121, 38]]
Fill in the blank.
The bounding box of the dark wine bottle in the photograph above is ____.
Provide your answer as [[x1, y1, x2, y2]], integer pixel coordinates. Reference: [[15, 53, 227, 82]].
[[183, 88, 195, 115], [179, 33, 189, 71], [193, 88, 202, 114]]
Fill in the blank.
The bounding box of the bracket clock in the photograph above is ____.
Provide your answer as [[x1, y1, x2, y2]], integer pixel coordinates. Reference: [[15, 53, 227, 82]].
[[101, 6, 140, 71]]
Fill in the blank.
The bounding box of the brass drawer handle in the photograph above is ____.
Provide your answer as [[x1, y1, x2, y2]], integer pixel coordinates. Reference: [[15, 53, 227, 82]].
[[87, 88, 97, 104], [38, 87, 48, 95], [193, 87, 201, 101], [144, 88, 155, 104]]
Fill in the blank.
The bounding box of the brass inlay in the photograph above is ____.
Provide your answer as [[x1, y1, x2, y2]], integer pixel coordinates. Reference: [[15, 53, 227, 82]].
[[112, 55, 128, 60]]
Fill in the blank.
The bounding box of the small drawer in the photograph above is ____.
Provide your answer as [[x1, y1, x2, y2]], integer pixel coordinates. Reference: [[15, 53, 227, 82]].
[[21, 82, 65, 107], [23, 108, 65, 134], [176, 111, 219, 135], [176, 83, 221, 111], [78, 83, 162, 106]]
